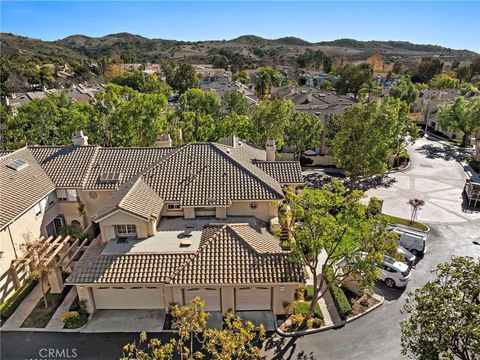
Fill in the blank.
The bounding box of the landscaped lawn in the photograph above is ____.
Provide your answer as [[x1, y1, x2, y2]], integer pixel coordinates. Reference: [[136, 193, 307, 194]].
[[21, 286, 70, 328], [384, 214, 429, 232]]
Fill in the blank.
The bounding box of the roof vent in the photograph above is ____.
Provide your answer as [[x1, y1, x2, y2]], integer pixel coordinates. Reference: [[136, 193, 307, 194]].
[[226, 148, 231, 154], [99, 172, 120, 183], [6, 159, 28, 171]]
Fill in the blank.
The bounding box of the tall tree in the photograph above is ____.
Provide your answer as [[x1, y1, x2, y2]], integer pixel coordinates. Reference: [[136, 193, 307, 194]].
[[401, 256, 480, 360], [254, 67, 280, 98], [331, 100, 400, 189], [279, 181, 398, 321], [389, 75, 419, 106], [412, 57, 444, 83], [217, 114, 254, 141], [251, 98, 293, 147], [284, 112, 323, 160], [334, 63, 373, 98], [232, 70, 249, 84], [221, 90, 250, 116], [429, 73, 458, 89], [170, 62, 200, 94], [111, 70, 172, 97], [437, 96, 480, 147]]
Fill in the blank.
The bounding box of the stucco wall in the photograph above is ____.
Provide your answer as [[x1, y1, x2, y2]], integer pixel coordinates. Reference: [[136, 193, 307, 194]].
[[227, 201, 278, 222], [99, 211, 149, 241], [78, 190, 114, 220], [0, 193, 60, 302]]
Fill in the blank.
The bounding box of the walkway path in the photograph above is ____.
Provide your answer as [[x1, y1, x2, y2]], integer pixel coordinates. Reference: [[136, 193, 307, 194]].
[[45, 287, 77, 330], [367, 136, 480, 224], [2, 280, 50, 330]]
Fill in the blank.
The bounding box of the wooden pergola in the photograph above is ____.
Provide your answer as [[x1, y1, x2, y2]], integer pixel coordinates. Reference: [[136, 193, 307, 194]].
[[465, 182, 480, 209], [10, 235, 89, 294]]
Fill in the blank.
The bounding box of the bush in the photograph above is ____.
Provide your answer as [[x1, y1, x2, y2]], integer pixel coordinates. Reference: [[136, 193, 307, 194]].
[[61, 310, 88, 329], [330, 283, 352, 319], [0, 278, 38, 320], [294, 301, 323, 320], [469, 159, 480, 174], [305, 285, 314, 301], [290, 314, 304, 328]]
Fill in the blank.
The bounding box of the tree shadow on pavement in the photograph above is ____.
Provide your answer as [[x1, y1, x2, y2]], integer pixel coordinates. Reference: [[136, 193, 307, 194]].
[[355, 175, 397, 191], [417, 144, 471, 162], [263, 335, 317, 360], [374, 282, 407, 301]]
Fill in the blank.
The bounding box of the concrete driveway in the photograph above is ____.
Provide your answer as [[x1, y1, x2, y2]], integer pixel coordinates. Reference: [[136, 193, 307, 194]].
[[82, 309, 165, 333], [236, 311, 276, 331], [367, 136, 480, 224]]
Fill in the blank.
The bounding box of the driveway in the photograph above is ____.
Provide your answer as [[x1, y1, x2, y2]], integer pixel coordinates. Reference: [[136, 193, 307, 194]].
[[367, 136, 480, 224], [82, 309, 165, 333]]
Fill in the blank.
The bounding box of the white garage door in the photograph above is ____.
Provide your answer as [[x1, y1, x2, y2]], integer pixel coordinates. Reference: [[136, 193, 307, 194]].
[[93, 287, 165, 309], [184, 288, 221, 311], [236, 287, 271, 311]]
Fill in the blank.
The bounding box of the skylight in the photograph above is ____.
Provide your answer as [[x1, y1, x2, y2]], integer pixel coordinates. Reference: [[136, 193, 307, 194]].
[[6, 159, 28, 171], [99, 172, 120, 183]]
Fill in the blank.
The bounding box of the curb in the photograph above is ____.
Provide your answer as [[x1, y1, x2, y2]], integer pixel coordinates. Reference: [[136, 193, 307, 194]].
[[276, 294, 385, 337], [426, 133, 474, 151], [388, 159, 411, 174], [0, 322, 88, 333]]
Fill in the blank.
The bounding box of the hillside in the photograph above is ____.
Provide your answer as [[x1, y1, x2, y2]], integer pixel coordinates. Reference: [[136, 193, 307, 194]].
[[1, 32, 477, 65]]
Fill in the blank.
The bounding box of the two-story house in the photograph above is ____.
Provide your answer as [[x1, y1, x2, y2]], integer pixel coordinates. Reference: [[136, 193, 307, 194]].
[[0, 132, 305, 315]]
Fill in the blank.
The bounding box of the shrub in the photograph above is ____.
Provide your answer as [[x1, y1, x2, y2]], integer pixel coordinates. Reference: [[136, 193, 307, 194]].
[[294, 287, 305, 301], [469, 160, 480, 173], [290, 314, 304, 328], [330, 283, 353, 319], [61, 310, 88, 329], [294, 301, 323, 320], [0, 278, 38, 320], [305, 285, 314, 301]]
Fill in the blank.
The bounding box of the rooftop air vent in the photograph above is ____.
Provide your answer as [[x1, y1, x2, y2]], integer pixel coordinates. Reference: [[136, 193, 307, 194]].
[[99, 172, 120, 183], [6, 159, 28, 171]]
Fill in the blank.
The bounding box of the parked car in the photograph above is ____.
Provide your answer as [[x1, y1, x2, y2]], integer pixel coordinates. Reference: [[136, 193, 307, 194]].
[[388, 225, 428, 256], [380, 255, 411, 288], [397, 246, 416, 266]]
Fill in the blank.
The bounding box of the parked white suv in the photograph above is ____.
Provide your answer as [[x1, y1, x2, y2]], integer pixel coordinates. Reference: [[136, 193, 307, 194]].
[[381, 255, 411, 288]]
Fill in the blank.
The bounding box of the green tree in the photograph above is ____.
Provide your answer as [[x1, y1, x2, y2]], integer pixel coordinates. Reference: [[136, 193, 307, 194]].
[[389, 75, 419, 106], [438, 96, 480, 147], [456, 66, 473, 83], [168, 63, 200, 94], [232, 70, 249, 84], [412, 57, 443, 83], [334, 64, 373, 98], [254, 67, 280, 98], [429, 73, 458, 89], [331, 100, 402, 189], [250, 98, 293, 147], [217, 114, 254, 141], [111, 70, 172, 97], [279, 181, 398, 322], [222, 90, 250, 116], [211, 54, 229, 69], [284, 112, 323, 160], [401, 256, 480, 360]]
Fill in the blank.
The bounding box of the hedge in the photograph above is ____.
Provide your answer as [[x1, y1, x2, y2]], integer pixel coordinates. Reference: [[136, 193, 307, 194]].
[[330, 283, 352, 320], [0, 278, 38, 320], [305, 285, 314, 301], [294, 301, 323, 320]]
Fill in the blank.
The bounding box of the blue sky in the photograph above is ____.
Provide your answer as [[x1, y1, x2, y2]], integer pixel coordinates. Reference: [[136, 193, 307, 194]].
[[1, 1, 479, 52]]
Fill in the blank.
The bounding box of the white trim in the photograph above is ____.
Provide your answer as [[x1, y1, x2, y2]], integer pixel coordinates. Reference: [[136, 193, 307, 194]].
[[92, 208, 151, 223]]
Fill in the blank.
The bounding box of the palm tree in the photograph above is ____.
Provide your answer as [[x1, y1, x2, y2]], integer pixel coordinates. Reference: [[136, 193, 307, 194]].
[[254, 67, 280, 98], [408, 198, 425, 223]]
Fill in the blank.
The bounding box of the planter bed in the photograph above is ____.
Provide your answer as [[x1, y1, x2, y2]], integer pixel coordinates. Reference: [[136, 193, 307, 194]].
[[279, 300, 324, 332], [21, 286, 71, 328], [341, 287, 379, 317], [0, 278, 38, 323], [384, 214, 429, 232]]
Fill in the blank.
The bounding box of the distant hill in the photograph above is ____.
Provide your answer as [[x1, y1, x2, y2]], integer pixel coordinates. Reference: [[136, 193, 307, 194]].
[[1, 32, 478, 65]]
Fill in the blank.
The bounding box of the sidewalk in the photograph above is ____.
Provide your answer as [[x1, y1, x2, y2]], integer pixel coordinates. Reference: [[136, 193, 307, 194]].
[[2, 280, 50, 330], [46, 287, 77, 330]]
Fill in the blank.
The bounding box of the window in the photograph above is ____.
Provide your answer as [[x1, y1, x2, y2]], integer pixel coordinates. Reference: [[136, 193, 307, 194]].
[[167, 204, 181, 211], [99, 172, 120, 183], [53, 217, 65, 235], [56, 189, 77, 202], [33, 203, 41, 217], [115, 224, 137, 237], [249, 202, 258, 210], [6, 159, 28, 171]]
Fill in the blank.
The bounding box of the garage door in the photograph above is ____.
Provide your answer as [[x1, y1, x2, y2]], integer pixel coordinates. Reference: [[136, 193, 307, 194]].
[[184, 288, 221, 311], [236, 287, 271, 311], [93, 287, 165, 309]]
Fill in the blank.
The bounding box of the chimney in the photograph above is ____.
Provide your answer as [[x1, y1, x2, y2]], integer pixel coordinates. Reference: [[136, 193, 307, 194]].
[[72, 130, 88, 146], [266, 137, 276, 161], [156, 133, 172, 148], [307, 88, 313, 103]]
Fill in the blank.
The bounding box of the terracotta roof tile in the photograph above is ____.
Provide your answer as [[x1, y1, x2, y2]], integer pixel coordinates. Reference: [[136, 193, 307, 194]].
[[254, 161, 303, 184], [0, 148, 55, 228]]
